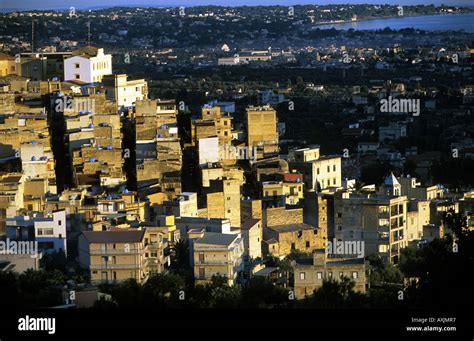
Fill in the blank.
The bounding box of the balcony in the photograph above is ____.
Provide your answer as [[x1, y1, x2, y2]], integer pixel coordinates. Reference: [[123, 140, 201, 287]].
[[145, 257, 167, 267], [90, 263, 142, 270], [195, 259, 232, 265], [90, 248, 145, 255], [144, 241, 164, 250]]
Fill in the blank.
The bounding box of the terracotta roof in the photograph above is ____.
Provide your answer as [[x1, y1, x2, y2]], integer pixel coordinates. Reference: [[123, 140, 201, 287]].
[[0, 53, 14, 61]]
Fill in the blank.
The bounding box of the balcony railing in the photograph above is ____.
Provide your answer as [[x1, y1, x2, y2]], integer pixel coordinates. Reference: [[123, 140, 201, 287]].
[[90, 248, 145, 255], [90, 263, 142, 270], [195, 260, 233, 265]]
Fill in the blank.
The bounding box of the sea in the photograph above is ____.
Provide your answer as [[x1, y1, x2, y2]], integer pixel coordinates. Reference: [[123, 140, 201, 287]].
[[317, 12, 474, 32]]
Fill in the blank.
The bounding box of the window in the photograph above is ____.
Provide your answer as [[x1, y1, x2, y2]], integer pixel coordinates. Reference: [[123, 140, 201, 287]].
[[75, 74, 80, 79], [299, 272, 306, 280], [37, 228, 54, 236], [291, 243, 295, 250], [328, 272, 333, 278], [305, 241, 310, 248], [317, 272, 322, 280], [352, 271, 358, 279], [58, 220, 62, 226], [333, 165, 336, 171], [317, 168, 320, 175], [339, 272, 344, 278], [327, 166, 330, 172], [75, 63, 80, 69]]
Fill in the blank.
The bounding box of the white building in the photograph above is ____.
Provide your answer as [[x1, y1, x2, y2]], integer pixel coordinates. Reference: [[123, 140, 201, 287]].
[[34, 210, 68, 254], [218, 56, 239, 66], [198, 137, 219, 166], [103, 74, 148, 108], [64, 46, 112, 83], [291, 148, 342, 191], [6, 210, 68, 255]]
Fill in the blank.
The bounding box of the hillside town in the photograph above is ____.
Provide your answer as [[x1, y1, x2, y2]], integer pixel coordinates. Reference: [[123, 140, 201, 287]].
[[0, 4, 473, 337]]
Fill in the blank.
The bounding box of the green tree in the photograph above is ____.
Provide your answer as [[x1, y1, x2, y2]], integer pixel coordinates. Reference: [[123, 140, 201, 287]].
[[305, 277, 367, 308], [169, 239, 190, 270]]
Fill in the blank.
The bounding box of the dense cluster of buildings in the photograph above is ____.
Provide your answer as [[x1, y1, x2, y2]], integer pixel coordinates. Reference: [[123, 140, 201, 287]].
[[0, 42, 473, 301]]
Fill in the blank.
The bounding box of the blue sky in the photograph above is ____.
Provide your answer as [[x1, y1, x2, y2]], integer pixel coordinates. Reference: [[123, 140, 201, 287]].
[[1, 0, 473, 11]]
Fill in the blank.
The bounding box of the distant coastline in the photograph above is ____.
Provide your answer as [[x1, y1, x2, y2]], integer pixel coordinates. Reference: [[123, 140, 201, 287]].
[[1, 4, 473, 13], [315, 12, 474, 31], [313, 12, 465, 27]]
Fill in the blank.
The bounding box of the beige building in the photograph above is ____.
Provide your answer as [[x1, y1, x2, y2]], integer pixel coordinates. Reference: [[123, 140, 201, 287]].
[[406, 200, 431, 242], [78, 228, 168, 284], [398, 176, 443, 200], [293, 250, 368, 299], [261, 173, 304, 208], [0, 173, 25, 234], [193, 232, 244, 286], [263, 223, 326, 258], [134, 99, 181, 192], [246, 105, 278, 160], [335, 179, 409, 264], [161, 192, 198, 218], [240, 218, 262, 260], [200, 105, 233, 145], [0, 53, 18, 77], [103, 74, 148, 108], [291, 155, 342, 192], [206, 178, 241, 227]]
